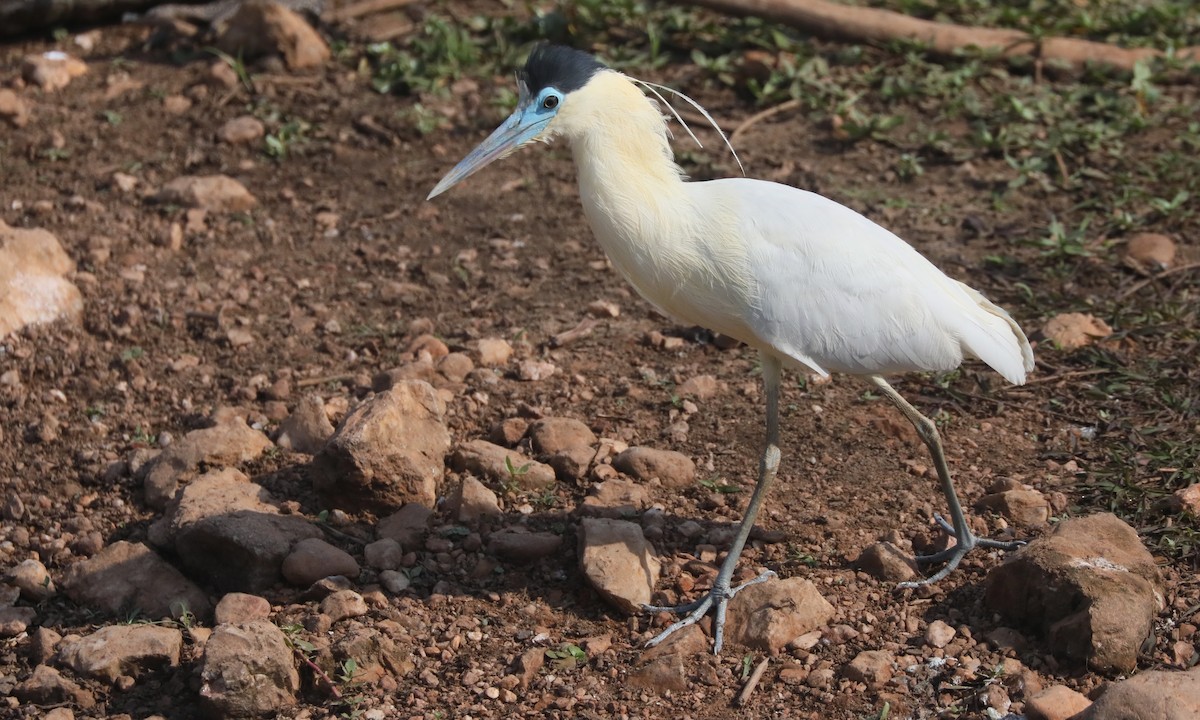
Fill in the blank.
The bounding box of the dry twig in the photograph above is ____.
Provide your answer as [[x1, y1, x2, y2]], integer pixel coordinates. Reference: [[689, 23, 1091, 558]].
[[1116, 261, 1200, 300], [731, 98, 802, 144], [735, 657, 770, 706]]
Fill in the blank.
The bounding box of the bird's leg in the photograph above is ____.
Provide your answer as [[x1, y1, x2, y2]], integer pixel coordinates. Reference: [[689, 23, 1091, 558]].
[[868, 376, 1022, 588], [644, 354, 784, 654]]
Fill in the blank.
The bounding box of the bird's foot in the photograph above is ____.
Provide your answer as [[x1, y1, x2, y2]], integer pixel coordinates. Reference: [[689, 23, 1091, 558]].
[[643, 570, 777, 654], [899, 515, 1024, 589]]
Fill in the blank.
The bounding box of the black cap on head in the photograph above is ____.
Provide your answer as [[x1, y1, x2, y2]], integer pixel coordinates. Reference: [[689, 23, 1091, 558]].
[[519, 44, 607, 96]]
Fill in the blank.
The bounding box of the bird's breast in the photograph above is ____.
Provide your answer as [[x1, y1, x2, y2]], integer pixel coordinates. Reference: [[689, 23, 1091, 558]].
[[576, 179, 757, 340]]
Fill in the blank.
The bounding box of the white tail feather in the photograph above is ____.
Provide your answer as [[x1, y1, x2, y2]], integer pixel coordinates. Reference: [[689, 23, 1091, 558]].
[[955, 282, 1035, 385]]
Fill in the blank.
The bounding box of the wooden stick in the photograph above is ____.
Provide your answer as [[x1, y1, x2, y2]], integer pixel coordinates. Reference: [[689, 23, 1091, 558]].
[[326, 0, 416, 22], [677, 0, 1200, 74], [1020, 368, 1111, 386], [731, 98, 801, 144], [550, 318, 599, 348], [1117, 261, 1200, 300], [735, 657, 770, 706]]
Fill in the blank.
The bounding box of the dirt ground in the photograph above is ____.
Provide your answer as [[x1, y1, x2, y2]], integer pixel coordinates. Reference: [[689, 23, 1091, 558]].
[[1, 10, 1198, 720]]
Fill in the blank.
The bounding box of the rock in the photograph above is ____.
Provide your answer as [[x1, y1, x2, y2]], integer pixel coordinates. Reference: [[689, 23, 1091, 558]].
[[632, 624, 709, 693], [726, 578, 835, 653], [379, 570, 411, 594], [1026, 685, 1093, 720], [449, 439, 556, 491], [218, 0, 331, 70], [843, 650, 894, 691], [214, 593, 271, 625], [13, 665, 95, 708], [545, 446, 595, 481], [320, 590, 368, 624], [1076, 666, 1200, 720], [217, 115, 265, 144], [364, 539, 403, 570], [515, 646, 545, 689], [22, 51, 87, 91], [376, 503, 433, 549], [578, 518, 661, 614], [1125, 232, 1176, 272], [61, 541, 211, 620], [281, 538, 360, 587], [986, 626, 1029, 653], [529, 417, 597, 454], [613, 446, 695, 489], [313, 382, 451, 513], [0, 220, 83, 339], [156, 175, 257, 213], [528, 417, 597, 480], [1169, 485, 1200, 516], [1042, 313, 1112, 351], [447, 476, 502, 523], [581, 479, 650, 518], [57, 625, 183, 684], [0, 89, 30, 127], [28, 626, 62, 665], [410, 334, 448, 358], [475, 337, 513, 366], [517, 359, 556, 381], [976, 488, 1051, 527], [162, 94, 191, 114], [437, 352, 474, 382], [372, 361, 437, 390], [44, 708, 73, 720], [924, 619, 956, 649], [331, 626, 409, 684], [630, 652, 689, 693], [490, 417, 529, 446], [0, 605, 35, 636], [0, 582, 18, 607], [678, 374, 720, 400], [7, 558, 55, 601], [200, 620, 299, 718], [164, 472, 321, 592], [854, 542, 918, 582], [141, 411, 273, 509], [587, 299, 621, 318], [275, 394, 334, 454], [488, 529, 562, 563], [985, 513, 1162, 673]]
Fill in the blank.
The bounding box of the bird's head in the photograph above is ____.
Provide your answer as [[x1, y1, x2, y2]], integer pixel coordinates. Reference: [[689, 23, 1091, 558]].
[[426, 44, 610, 200]]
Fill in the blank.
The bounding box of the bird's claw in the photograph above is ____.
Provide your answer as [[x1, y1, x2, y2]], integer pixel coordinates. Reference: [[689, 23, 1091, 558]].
[[897, 514, 1024, 589], [643, 570, 777, 654]]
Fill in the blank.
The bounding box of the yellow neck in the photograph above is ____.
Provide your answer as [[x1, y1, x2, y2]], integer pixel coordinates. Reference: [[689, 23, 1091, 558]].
[[556, 72, 692, 247]]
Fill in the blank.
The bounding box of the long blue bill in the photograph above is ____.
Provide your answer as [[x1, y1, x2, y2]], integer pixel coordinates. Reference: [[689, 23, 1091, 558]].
[[426, 104, 550, 200]]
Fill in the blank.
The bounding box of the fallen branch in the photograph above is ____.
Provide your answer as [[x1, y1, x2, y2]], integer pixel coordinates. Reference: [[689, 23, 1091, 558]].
[[677, 0, 1200, 74], [731, 98, 800, 144], [325, 0, 415, 22], [735, 657, 770, 706], [1116, 261, 1200, 300]]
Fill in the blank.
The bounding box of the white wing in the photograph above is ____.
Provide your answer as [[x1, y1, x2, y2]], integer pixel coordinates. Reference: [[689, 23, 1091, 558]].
[[694, 179, 1033, 384]]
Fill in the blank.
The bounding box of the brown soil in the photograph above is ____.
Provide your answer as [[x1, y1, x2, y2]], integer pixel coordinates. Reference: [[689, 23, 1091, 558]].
[[1, 18, 1196, 720]]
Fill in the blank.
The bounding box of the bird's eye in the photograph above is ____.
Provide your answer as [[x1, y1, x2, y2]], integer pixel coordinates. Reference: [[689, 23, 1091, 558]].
[[543, 95, 559, 110]]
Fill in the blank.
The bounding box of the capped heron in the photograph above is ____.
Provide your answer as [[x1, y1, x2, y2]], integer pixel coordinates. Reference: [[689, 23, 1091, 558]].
[[428, 44, 1034, 654]]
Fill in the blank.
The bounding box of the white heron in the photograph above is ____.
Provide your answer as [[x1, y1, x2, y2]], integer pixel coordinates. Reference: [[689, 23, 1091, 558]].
[[428, 44, 1034, 654]]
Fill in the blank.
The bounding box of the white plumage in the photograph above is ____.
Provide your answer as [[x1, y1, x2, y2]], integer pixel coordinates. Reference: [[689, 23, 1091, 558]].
[[564, 71, 1033, 386], [428, 46, 1034, 654]]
